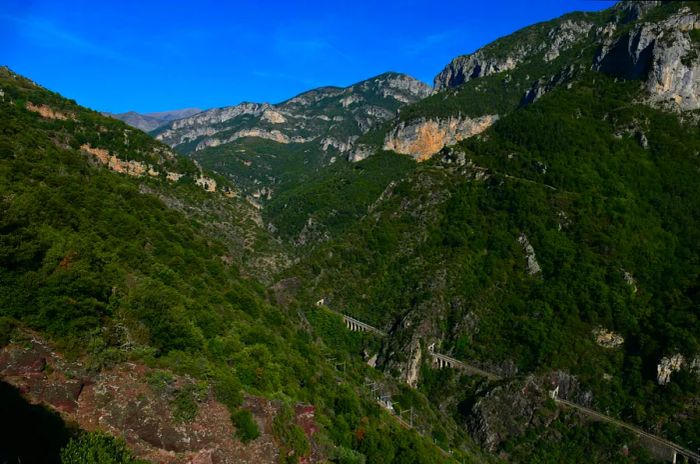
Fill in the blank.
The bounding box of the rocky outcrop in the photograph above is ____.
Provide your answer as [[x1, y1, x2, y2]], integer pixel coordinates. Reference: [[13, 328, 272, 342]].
[[657, 354, 685, 385], [194, 129, 311, 151], [593, 327, 624, 348], [615, 0, 662, 24], [469, 371, 589, 451], [404, 342, 423, 388], [81, 144, 229, 195], [595, 7, 700, 111], [195, 174, 217, 192], [543, 21, 593, 62], [434, 18, 592, 90], [517, 233, 542, 275], [0, 335, 87, 414], [521, 64, 579, 105], [690, 357, 700, 377], [166, 171, 184, 182], [378, 73, 432, 101], [261, 108, 286, 124], [0, 335, 322, 464], [348, 144, 374, 162], [384, 115, 497, 161], [26, 102, 73, 120], [156, 103, 270, 146], [321, 137, 357, 153], [81, 144, 156, 178], [434, 52, 520, 90]]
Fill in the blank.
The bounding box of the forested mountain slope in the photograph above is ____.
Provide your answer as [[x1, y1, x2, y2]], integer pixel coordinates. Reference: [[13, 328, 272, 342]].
[[2, 0, 700, 463], [276, 1, 700, 461], [0, 66, 483, 463]]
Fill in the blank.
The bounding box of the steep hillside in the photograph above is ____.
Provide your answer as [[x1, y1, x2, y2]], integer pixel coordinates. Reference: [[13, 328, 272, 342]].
[[0, 67, 482, 463], [289, 71, 700, 461], [3, 1, 700, 463], [153, 73, 430, 201], [105, 108, 202, 132], [278, 1, 700, 461]]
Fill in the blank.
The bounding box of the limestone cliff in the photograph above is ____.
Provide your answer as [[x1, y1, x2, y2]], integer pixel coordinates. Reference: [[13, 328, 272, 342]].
[[433, 17, 594, 90], [386, 2, 700, 167], [595, 6, 700, 111], [383, 115, 497, 161]]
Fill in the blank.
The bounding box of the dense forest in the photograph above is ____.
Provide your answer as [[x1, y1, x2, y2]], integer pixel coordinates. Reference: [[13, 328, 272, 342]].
[[285, 71, 700, 459], [2, 1, 700, 463], [0, 68, 482, 463]]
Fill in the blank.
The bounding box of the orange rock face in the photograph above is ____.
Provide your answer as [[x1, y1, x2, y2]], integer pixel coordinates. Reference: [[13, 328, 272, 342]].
[[25, 102, 73, 120], [81, 144, 150, 177], [80, 145, 227, 195], [384, 115, 498, 161]]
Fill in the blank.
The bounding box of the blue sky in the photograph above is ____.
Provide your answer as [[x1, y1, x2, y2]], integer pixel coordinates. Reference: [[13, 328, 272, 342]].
[[1, 0, 615, 113]]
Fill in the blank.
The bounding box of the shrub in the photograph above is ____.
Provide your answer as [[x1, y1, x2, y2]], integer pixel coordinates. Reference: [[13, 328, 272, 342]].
[[60, 432, 141, 464], [231, 408, 260, 443]]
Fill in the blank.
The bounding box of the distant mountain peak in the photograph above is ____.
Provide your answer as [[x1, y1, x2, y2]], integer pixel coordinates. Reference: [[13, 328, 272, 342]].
[[154, 71, 430, 154], [105, 107, 202, 132]]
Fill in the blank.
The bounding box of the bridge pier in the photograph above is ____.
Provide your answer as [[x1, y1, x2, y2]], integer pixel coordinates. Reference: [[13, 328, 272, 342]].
[[431, 354, 456, 369]]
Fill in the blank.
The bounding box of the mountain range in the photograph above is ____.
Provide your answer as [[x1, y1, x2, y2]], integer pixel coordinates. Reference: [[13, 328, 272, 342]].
[[1, 1, 700, 463], [104, 107, 202, 132]]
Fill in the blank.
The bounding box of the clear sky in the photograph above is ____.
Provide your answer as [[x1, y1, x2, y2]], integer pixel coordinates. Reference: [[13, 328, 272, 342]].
[[1, 0, 616, 113]]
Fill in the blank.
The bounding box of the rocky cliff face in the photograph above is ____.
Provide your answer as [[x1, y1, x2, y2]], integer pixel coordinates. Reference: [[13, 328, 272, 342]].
[[384, 2, 700, 164], [469, 372, 590, 451], [433, 18, 594, 90], [386, 13, 597, 161], [434, 53, 520, 91], [595, 6, 700, 111], [436, 2, 700, 112], [155, 73, 431, 157], [383, 114, 497, 161]]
